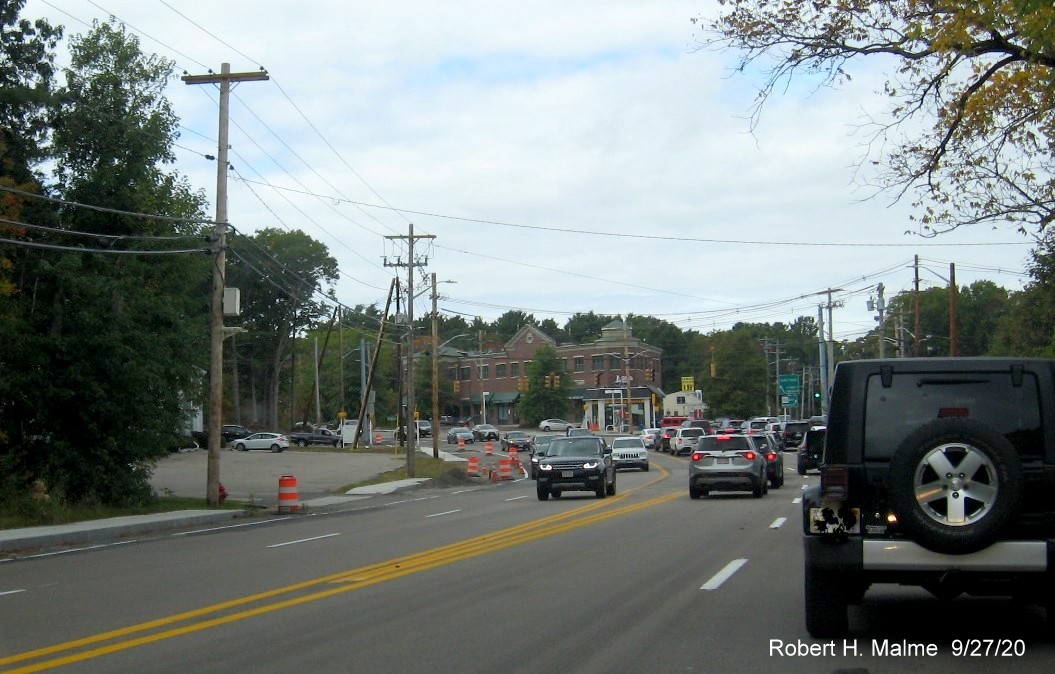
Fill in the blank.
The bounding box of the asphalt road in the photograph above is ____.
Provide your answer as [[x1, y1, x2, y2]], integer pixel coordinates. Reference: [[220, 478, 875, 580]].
[[2, 449, 1052, 673]]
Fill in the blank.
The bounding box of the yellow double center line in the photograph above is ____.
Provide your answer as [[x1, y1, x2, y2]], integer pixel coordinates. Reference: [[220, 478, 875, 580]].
[[2, 468, 680, 672]]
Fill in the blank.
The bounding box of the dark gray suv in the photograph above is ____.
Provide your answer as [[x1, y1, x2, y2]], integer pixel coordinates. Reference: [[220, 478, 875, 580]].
[[802, 358, 1055, 637], [536, 436, 615, 500]]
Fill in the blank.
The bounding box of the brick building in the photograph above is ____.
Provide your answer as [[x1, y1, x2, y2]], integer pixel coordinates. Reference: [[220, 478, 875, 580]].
[[445, 320, 664, 429]]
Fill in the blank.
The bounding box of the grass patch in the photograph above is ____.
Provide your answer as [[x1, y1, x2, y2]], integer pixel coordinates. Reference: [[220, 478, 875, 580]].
[[0, 495, 247, 531]]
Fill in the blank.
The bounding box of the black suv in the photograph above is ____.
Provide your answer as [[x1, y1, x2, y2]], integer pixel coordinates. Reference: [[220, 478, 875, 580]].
[[536, 436, 615, 500], [796, 426, 826, 475], [802, 358, 1055, 637]]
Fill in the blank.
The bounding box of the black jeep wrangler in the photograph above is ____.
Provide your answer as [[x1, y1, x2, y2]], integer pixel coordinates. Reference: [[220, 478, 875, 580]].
[[802, 358, 1055, 637]]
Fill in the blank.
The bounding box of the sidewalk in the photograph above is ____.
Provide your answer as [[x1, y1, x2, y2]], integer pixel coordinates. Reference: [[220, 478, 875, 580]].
[[0, 448, 469, 557]]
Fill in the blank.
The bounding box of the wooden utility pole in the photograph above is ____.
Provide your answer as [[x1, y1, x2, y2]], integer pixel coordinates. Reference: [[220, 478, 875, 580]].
[[431, 273, 440, 458], [182, 64, 268, 507], [384, 225, 435, 476], [949, 262, 959, 356]]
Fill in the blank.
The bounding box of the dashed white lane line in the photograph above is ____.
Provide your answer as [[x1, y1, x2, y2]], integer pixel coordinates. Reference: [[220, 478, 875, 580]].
[[505, 495, 529, 502], [770, 517, 787, 529], [267, 533, 340, 548], [0, 589, 26, 597], [425, 510, 462, 518], [701, 558, 748, 591], [792, 498, 802, 504]]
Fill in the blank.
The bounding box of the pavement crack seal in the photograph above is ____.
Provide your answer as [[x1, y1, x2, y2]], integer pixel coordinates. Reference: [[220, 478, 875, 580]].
[[0, 470, 677, 673]]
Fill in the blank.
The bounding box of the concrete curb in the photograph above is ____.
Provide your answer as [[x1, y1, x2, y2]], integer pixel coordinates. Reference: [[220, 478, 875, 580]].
[[0, 510, 242, 554]]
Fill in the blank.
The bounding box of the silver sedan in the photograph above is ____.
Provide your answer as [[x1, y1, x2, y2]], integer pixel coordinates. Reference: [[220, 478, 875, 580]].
[[538, 418, 575, 432]]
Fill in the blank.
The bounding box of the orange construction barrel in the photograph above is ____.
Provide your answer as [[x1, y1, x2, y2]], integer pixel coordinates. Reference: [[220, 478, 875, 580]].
[[278, 474, 300, 513]]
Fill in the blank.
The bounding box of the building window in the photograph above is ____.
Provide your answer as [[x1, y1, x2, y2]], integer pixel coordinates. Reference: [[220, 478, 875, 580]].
[[510, 362, 520, 377], [591, 355, 604, 370], [447, 368, 457, 381], [479, 364, 490, 380], [559, 358, 568, 372], [574, 356, 584, 372], [496, 363, 507, 378], [459, 366, 470, 381]]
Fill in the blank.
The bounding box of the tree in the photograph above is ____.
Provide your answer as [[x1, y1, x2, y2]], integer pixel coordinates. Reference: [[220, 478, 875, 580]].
[[517, 345, 571, 424], [991, 236, 1055, 355], [697, 1, 1055, 234], [700, 329, 768, 417], [2, 19, 211, 506], [226, 228, 338, 429]]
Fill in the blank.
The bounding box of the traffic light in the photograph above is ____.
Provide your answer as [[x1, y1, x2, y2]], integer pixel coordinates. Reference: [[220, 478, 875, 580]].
[[594, 372, 601, 386], [647, 368, 654, 381], [453, 380, 461, 393]]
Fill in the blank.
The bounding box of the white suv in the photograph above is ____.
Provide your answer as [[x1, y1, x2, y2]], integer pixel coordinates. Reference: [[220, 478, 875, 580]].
[[671, 427, 705, 456]]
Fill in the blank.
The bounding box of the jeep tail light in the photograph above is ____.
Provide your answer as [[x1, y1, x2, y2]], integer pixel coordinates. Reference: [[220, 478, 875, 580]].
[[938, 407, 969, 418], [821, 465, 849, 500]]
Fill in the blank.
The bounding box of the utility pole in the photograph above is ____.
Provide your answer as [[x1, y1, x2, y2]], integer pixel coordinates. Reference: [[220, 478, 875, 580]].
[[913, 254, 922, 357], [182, 64, 268, 507], [384, 224, 434, 476], [431, 273, 440, 458], [817, 305, 829, 417], [949, 262, 959, 356], [871, 283, 887, 358]]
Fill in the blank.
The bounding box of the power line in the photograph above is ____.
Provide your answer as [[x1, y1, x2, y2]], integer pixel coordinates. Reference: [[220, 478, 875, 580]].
[[0, 184, 215, 224]]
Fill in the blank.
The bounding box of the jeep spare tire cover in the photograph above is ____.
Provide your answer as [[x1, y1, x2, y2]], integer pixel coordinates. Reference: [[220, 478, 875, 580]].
[[888, 418, 1022, 555]]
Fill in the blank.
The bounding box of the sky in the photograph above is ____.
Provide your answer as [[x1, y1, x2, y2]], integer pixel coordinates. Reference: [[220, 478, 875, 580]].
[[22, 1, 1036, 343]]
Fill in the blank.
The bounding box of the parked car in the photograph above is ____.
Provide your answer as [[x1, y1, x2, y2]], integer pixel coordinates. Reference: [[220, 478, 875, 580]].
[[471, 424, 500, 441], [610, 436, 649, 471], [446, 428, 474, 445], [221, 424, 251, 443], [535, 436, 615, 500], [670, 427, 705, 456], [232, 432, 289, 453], [502, 430, 532, 452], [796, 426, 827, 475], [689, 434, 768, 499], [289, 427, 340, 447], [640, 428, 661, 449], [754, 431, 785, 488], [538, 418, 576, 432], [802, 357, 1055, 638]]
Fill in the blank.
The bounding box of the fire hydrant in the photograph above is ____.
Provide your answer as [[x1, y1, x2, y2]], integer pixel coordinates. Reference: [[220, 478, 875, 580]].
[[218, 482, 228, 505]]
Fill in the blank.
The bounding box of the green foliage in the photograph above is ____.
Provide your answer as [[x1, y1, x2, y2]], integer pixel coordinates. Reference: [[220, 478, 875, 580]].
[[700, 329, 768, 417], [516, 345, 571, 424], [698, 1, 1055, 235], [1, 18, 209, 505]]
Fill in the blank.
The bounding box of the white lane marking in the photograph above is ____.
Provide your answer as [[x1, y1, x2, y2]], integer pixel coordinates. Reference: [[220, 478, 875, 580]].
[[0, 589, 26, 597], [173, 517, 292, 536], [770, 517, 787, 529], [792, 497, 802, 504], [801, 484, 809, 490], [505, 495, 528, 502], [426, 510, 461, 519], [15, 540, 138, 559], [267, 533, 340, 548], [451, 489, 479, 495], [700, 558, 748, 591]]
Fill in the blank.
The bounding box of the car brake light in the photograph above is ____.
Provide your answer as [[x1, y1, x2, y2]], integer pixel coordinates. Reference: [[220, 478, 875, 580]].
[[767, 452, 777, 461], [742, 451, 755, 461], [821, 465, 849, 500], [692, 452, 703, 461]]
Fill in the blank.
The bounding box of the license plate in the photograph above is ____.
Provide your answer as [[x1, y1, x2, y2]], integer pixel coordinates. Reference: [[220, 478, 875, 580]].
[[716, 457, 730, 464], [562, 471, 574, 478]]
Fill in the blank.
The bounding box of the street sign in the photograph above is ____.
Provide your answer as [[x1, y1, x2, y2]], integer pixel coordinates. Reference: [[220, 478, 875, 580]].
[[778, 374, 800, 395]]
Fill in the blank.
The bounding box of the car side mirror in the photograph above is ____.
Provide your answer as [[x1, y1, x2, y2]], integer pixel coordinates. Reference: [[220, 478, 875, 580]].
[[603, 448, 613, 456]]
